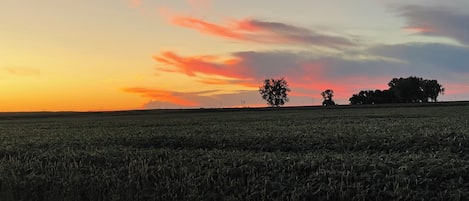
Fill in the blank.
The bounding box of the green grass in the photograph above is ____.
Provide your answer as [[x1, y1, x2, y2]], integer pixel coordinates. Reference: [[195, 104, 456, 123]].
[[1, 105, 469, 201]]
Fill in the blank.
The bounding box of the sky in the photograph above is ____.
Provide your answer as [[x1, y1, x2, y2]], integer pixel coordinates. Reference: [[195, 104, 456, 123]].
[[1, 0, 469, 111]]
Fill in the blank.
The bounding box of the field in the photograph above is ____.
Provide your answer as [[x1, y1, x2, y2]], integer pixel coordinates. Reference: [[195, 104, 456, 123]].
[[1, 104, 469, 201]]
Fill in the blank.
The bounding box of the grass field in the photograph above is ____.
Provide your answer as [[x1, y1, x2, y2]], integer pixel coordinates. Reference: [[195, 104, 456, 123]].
[[1, 104, 469, 201]]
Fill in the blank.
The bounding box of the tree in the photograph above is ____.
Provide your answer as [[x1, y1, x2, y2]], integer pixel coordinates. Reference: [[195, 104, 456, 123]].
[[388, 76, 444, 103], [422, 79, 445, 102], [349, 89, 397, 105], [388, 76, 424, 103], [259, 78, 291, 107], [349, 90, 375, 105], [321, 89, 336, 106], [350, 76, 445, 105], [373, 89, 398, 104]]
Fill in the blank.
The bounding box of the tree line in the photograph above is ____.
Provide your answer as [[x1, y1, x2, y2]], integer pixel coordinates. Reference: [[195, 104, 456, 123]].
[[259, 76, 445, 107], [349, 76, 444, 104]]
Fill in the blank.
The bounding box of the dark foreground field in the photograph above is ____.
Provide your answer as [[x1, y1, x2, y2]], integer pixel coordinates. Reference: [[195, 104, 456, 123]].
[[1, 104, 469, 201]]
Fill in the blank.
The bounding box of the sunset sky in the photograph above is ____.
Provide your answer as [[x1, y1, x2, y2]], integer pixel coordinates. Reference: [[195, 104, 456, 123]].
[[2, 0, 469, 111]]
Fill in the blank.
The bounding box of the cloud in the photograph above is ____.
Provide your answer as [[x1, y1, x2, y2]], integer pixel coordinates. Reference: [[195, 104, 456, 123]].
[[445, 83, 469, 93], [142, 90, 264, 109], [123, 87, 200, 107], [127, 0, 142, 8], [153, 51, 250, 80], [398, 5, 469, 45], [1, 67, 41, 76], [369, 43, 469, 73], [154, 50, 399, 84], [169, 15, 356, 48], [170, 16, 245, 40], [153, 50, 319, 88], [186, 0, 211, 9], [242, 19, 356, 47], [124, 86, 265, 109]]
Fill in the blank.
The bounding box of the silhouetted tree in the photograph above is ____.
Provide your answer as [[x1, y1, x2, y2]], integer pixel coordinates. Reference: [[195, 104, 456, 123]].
[[349, 90, 375, 105], [259, 78, 291, 107], [388, 77, 424, 103], [388, 76, 444, 103], [350, 76, 445, 105], [373, 89, 398, 104], [321, 89, 336, 106], [422, 79, 445, 102], [349, 89, 397, 105]]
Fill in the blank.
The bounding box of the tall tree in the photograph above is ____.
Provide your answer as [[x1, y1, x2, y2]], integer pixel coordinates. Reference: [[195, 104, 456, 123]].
[[321, 89, 336, 106], [349, 90, 375, 105], [349, 89, 397, 105], [259, 78, 291, 107], [388, 77, 444, 103], [388, 76, 424, 103], [422, 79, 445, 102], [350, 76, 445, 105]]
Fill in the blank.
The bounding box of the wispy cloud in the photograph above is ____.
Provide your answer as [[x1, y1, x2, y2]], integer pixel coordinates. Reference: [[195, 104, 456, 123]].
[[154, 51, 249, 79], [127, 0, 142, 8], [154, 50, 401, 83], [123, 87, 199, 106], [186, 0, 211, 9], [169, 15, 356, 48], [1, 67, 41, 76], [141, 90, 263, 109], [398, 5, 469, 45], [369, 42, 469, 73], [444, 83, 469, 96], [123, 87, 265, 108]]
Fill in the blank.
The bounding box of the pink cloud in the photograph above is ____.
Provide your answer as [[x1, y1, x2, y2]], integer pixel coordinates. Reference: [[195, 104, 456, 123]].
[[186, 0, 211, 9], [398, 5, 469, 45], [171, 16, 245, 40], [168, 15, 356, 48], [128, 0, 142, 8], [402, 26, 436, 34], [123, 87, 199, 106], [1, 67, 41, 76], [153, 51, 250, 80], [443, 83, 469, 95]]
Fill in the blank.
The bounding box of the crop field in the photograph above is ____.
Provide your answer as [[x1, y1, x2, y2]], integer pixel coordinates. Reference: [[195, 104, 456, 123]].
[[1, 104, 469, 201]]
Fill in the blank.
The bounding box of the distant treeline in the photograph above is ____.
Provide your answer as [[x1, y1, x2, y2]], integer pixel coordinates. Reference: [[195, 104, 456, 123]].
[[259, 76, 445, 107], [349, 76, 444, 105]]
